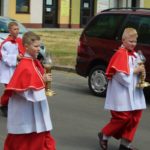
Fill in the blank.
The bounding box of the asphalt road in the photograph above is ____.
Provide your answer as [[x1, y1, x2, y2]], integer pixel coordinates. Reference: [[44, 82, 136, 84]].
[[0, 70, 150, 150]]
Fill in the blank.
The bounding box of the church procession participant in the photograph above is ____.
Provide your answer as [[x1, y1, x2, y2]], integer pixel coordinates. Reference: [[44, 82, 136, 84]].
[[3, 31, 56, 150], [0, 21, 25, 117], [98, 28, 146, 150]]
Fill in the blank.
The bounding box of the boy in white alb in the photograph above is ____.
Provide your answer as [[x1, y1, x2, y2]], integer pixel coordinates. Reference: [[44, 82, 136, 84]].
[[98, 28, 146, 150], [3, 31, 56, 150], [0, 22, 24, 116]]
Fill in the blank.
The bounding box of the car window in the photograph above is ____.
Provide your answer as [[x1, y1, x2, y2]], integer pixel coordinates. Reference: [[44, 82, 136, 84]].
[[84, 14, 126, 40], [137, 16, 150, 45], [119, 15, 150, 45], [0, 21, 8, 33]]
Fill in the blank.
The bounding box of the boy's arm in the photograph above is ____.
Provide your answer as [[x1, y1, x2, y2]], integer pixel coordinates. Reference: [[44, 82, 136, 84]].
[[1, 44, 18, 67], [113, 69, 134, 87]]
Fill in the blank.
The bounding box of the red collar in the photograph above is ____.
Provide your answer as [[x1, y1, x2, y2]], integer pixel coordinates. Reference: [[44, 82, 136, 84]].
[[128, 50, 137, 58], [7, 35, 17, 43]]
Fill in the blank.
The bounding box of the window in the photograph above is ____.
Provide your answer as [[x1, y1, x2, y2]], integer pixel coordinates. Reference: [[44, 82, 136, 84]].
[[85, 14, 126, 40], [121, 15, 150, 45], [16, 0, 30, 13]]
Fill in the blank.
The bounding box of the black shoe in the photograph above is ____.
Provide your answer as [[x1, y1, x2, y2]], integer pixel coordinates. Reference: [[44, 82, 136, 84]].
[[119, 144, 138, 150], [0, 106, 8, 117], [98, 132, 108, 150]]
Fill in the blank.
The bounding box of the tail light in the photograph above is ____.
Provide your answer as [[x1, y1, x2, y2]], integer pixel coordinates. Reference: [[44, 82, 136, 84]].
[[77, 37, 87, 54]]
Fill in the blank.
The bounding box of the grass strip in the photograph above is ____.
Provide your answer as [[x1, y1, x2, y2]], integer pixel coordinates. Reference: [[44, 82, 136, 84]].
[[35, 30, 82, 67]]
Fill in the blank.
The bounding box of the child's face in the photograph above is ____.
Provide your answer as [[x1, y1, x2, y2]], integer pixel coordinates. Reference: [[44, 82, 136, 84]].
[[122, 36, 137, 51], [9, 25, 19, 38], [26, 40, 40, 59]]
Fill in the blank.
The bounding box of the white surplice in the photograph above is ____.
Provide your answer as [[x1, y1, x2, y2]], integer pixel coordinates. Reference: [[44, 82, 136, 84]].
[[7, 89, 53, 134], [105, 53, 146, 111], [0, 41, 19, 84]]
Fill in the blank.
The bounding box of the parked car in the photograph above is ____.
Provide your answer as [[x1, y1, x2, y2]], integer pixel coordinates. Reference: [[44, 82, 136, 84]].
[[76, 8, 150, 96], [0, 16, 46, 61]]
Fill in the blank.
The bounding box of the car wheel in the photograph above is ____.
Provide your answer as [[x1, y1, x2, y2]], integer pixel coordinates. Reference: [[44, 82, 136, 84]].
[[88, 65, 108, 96]]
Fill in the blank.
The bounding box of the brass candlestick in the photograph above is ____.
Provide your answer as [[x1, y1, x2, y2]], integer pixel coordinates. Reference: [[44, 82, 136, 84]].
[[136, 50, 150, 88], [43, 54, 55, 96]]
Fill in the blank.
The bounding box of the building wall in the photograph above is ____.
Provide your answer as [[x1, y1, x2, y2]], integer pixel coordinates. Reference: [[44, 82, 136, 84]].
[[71, 0, 80, 28], [140, 0, 144, 7], [3, 0, 150, 28], [30, 0, 43, 23], [3, 0, 9, 16], [96, 0, 110, 12], [7, 0, 30, 23], [144, 0, 150, 7], [94, 0, 98, 14], [59, 0, 70, 27], [27, 0, 43, 27], [58, 0, 80, 28]]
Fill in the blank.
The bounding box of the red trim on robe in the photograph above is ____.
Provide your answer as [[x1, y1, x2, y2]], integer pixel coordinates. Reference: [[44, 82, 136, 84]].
[[106, 47, 130, 79], [34, 59, 45, 75]]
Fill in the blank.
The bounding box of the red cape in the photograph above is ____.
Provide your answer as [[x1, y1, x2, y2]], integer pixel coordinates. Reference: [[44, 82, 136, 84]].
[[0, 35, 25, 60], [106, 47, 130, 79], [6, 57, 45, 92]]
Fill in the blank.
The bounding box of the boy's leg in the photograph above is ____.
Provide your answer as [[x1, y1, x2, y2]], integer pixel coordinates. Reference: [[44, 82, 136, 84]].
[[0, 105, 8, 117], [98, 111, 131, 150], [119, 110, 142, 150], [101, 111, 131, 138], [0, 84, 11, 117], [122, 110, 142, 141]]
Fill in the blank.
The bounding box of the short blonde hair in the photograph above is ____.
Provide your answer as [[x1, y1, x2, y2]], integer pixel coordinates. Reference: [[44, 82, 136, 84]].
[[8, 21, 18, 29], [22, 31, 40, 46], [122, 28, 138, 40]]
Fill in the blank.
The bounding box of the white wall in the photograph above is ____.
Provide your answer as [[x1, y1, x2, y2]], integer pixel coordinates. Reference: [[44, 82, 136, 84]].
[[30, 0, 43, 23], [109, 0, 142, 8], [3, 0, 8, 16], [109, 0, 117, 8], [96, 0, 110, 12], [140, 0, 144, 7]]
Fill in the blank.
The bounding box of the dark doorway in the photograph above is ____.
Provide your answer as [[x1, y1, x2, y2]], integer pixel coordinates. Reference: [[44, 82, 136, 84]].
[[132, 0, 139, 7], [80, 0, 94, 27], [0, 0, 2, 15], [132, 1, 136, 7], [43, 0, 58, 28]]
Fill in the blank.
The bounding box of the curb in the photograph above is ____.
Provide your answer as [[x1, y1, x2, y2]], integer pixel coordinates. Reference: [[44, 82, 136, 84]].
[[52, 65, 75, 73], [30, 28, 83, 32]]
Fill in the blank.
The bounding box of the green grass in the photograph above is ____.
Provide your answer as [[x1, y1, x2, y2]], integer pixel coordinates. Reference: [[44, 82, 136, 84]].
[[35, 30, 82, 67]]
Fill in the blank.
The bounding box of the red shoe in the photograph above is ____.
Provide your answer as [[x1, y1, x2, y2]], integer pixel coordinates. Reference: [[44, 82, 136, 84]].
[[98, 132, 108, 150]]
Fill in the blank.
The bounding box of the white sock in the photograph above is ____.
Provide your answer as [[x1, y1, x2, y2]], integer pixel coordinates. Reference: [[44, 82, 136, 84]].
[[103, 134, 110, 140], [121, 138, 131, 148]]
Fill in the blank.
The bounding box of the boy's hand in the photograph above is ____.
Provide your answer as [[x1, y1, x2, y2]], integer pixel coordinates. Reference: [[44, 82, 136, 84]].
[[134, 64, 145, 74], [43, 73, 52, 82], [17, 54, 23, 61]]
